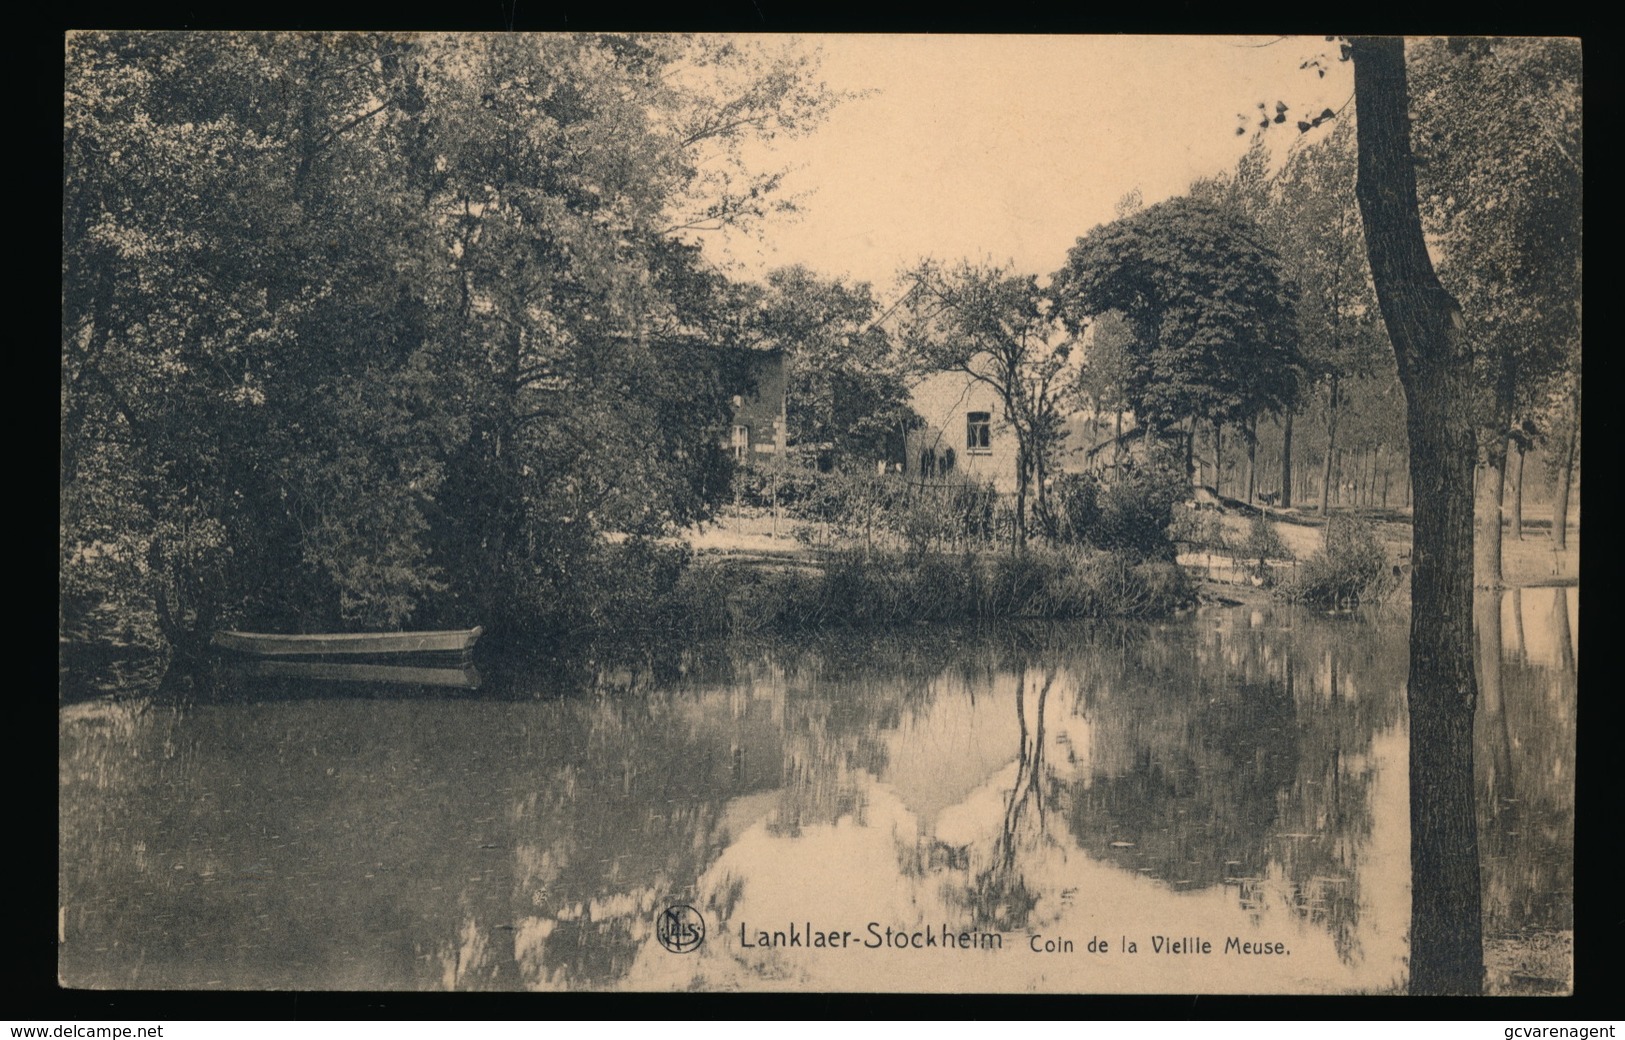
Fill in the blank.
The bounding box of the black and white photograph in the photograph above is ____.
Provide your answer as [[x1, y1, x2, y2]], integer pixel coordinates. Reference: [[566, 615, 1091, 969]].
[[59, 32, 1580, 997]]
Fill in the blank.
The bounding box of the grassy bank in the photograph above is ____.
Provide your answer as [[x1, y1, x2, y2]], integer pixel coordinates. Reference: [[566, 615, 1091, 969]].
[[656, 545, 1193, 637]]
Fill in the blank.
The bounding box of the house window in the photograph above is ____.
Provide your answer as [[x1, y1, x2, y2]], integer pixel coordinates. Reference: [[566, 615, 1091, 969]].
[[966, 412, 992, 454], [730, 424, 750, 460]]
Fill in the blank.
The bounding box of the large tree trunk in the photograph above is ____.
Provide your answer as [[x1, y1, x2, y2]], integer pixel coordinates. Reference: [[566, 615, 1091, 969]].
[[1280, 410, 1294, 507], [1473, 586, 1515, 819], [1014, 442, 1029, 552], [1352, 36, 1483, 997]]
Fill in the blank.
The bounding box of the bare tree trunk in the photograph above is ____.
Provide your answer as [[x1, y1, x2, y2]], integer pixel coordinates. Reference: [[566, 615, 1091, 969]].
[[1213, 421, 1223, 495], [1246, 415, 1258, 505], [1112, 409, 1123, 482], [1353, 36, 1483, 996], [1507, 437, 1524, 541], [1279, 410, 1294, 507], [1184, 419, 1196, 487], [1475, 441, 1507, 590], [1552, 390, 1577, 550], [1320, 376, 1340, 519]]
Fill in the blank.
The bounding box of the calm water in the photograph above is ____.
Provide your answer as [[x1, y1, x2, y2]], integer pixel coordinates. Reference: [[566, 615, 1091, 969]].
[[59, 589, 1576, 993]]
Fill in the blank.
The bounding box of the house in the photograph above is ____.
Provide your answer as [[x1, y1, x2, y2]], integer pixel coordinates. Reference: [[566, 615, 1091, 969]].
[[903, 372, 1123, 493], [724, 347, 787, 463], [722, 347, 1144, 492], [904, 370, 1020, 492]]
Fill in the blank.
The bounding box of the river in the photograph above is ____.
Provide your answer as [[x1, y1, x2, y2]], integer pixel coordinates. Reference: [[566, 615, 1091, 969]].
[[58, 588, 1576, 993]]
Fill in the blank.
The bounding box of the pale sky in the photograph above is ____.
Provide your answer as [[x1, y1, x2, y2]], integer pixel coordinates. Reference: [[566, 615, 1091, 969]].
[[707, 34, 1353, 294]]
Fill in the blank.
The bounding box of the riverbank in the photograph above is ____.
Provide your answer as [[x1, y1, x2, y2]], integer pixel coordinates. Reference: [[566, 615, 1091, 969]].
[[665, 544, 1194, 636]]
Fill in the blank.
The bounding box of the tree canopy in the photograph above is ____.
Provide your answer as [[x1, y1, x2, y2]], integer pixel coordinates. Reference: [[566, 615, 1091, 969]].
[[1054, 197, 1304, 437], [897, 261, 1080, 546], [743, 265, 918, 468], [61, 31, 842, 643]]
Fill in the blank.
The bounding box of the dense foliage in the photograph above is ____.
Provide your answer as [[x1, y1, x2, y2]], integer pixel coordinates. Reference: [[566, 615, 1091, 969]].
[[62, 31, 842, 650], [1054, 198, 1304, 442], [1277, 515, 1391, 607], [747, 266, 921, 468]]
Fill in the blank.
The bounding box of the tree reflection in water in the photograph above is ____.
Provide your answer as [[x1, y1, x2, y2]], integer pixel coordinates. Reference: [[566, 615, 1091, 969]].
[[958, 666, 1054, 932], [59, 598, 1573, 992]]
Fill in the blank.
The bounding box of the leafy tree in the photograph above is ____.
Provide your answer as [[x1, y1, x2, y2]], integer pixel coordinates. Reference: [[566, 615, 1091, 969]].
[[1073, 310, 1137, 478], [63, 31, 448, 644], [1054, 197, 1303, 488], [1407, 37, 1582, 585], [896, 262, 1080, 549], [1270, 123, 1394, 524], [747, 265, 919, 469], [1349, 35, 1483, 995], [61, 31, 844, 649]]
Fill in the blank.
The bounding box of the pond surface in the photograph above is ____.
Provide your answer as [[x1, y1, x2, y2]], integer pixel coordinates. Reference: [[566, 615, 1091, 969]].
[[59, 589, 1576, 993]]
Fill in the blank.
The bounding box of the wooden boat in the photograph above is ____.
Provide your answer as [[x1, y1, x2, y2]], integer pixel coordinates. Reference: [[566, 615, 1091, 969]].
[[212, 626, 482, 657]]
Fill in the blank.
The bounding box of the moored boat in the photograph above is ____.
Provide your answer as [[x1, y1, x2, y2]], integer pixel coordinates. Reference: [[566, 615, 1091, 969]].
[[212, 626, 482, 657]]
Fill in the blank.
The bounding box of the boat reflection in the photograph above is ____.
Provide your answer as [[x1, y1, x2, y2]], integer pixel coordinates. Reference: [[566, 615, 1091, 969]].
[[235, 659, 482, 689]]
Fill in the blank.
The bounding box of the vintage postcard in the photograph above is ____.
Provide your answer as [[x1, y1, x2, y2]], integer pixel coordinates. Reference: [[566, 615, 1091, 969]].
[[60, 32, 1578, 996]]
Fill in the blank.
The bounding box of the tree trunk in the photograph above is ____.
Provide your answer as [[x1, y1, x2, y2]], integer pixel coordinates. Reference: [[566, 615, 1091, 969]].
[[1280, 410, 1294, 507], [1552, 389, 1577, 550], [1507, 437, 1524, 541], [1112, 410, 1123, 481], [1014, 443, 1028, 553], [1320, 376, 1340, 519], [1474, 441, 1506, 590], [1213, 421, 1223, 495], [1184, 419, 1196, 487], [1246, 415, 1258, 505], [1353, 36, 1483, 996], [1509, 586, 1525, 662]]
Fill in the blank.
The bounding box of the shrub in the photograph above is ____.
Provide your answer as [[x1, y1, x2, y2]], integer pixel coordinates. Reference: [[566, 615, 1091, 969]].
[[575, 537, 693, 633], [1052, 463, 1184, 560], [1049, 473, 1101, 545], [1277, 515, 1390, 607], [661, 544, 1193, 635], [1233, 513, 1292, 584]]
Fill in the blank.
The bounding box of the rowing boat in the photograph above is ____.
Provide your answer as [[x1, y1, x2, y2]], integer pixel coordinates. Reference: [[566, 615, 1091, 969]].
[[211, 626, 482, 657]]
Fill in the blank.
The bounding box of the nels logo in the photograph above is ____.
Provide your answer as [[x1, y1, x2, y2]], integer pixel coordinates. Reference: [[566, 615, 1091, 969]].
[[657, 904, 706, 953]]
